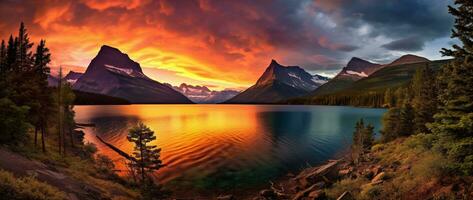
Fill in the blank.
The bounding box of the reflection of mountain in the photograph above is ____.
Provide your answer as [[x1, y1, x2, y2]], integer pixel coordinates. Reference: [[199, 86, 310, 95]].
[[257, 111, 312, 138]]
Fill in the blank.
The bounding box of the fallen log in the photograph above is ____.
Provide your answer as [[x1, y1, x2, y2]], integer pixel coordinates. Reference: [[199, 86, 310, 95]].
[[95, 135, 137, 162]]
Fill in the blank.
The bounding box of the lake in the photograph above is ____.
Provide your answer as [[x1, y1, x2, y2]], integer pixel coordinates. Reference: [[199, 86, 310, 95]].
[[75, 105, 385, 197]]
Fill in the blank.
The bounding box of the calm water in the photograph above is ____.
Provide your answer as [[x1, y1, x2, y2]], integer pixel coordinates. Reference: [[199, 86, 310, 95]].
[[75, 105, 385, 195]]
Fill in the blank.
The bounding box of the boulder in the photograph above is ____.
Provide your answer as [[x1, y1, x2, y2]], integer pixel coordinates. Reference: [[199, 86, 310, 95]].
[[217, 195, 235, 200], [308, 190, 325, 199], [371, 172, 386, 183]]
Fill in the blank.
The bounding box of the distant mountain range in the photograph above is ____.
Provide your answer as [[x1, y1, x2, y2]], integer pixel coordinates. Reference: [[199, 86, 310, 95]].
[[47, 45, 448, 105], [73, 45, 192, 104], [226, 60, 329, 103], [284, 54, 452, 105], [167, 83, 240, 103]]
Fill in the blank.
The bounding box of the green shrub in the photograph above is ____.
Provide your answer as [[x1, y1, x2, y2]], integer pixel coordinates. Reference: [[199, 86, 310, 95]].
[[0, 170, 66, 200], [0, 98, 31, 144]]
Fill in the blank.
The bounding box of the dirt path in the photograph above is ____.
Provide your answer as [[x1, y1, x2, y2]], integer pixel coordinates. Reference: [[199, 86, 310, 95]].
[[0, 148, 104, 200]]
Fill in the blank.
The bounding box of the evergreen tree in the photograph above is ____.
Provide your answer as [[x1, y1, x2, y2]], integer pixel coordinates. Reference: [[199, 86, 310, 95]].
[[429, 0, 473, 174], [352, 119, 375, 165], [384, 88, 395, 108], [16, 22, 33, 71], [5, 35, 17, 72], [398, 101, 415, 136], [33, 40, 52, 152], [127, 122, 164, 183], [0, 40, 5, 75], [412, 64, 437, 134], [441, 0, 473, 59], [381, 108, 401, 142]]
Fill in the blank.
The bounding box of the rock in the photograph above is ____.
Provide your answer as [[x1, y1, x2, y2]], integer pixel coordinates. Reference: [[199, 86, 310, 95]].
[[298, 177, 310, 188], [336, 191, 354, 200], [308, 190, 325, 199], [217, 195, 235, 200], [314, 181, 325, 189], [292, 184, 317, 200], [371, 172, 386, 183], [371, 165, 381, 175], [339, 169, 351, 176], [260, 189, 277, 199]]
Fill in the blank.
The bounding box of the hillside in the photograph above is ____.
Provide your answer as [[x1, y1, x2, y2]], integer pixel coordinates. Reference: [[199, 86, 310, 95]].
[[328, 59, 451, 95], [227, 60, 329, 103]]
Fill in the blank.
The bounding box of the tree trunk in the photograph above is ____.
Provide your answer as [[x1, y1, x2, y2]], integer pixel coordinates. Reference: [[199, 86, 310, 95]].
[[41, 123, 46, 153], [34, 126, 38, 148]]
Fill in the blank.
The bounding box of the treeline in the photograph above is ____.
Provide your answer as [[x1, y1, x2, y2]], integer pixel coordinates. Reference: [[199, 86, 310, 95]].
[[73, 90, 130, 105], [297, 92, 386, 108], [0, 22, 75, 155], [352, 0, 473, 175]]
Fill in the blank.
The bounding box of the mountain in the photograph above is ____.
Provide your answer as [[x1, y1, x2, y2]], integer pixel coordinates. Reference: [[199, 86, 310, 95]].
[[311, 57, 382, 96], [327, 59, 447, 94], [64, 71, 83, 85], [226, 60, 329, 103], [288, 56, 451, 105], [386, 54, 430, 66], [47, 75, 59, 87], [170, 83, 240, 103], [73, 45, 192, 104]]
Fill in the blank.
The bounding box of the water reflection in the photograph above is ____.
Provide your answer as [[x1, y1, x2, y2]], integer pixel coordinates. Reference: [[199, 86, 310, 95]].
[[75, 105, 385, 195]]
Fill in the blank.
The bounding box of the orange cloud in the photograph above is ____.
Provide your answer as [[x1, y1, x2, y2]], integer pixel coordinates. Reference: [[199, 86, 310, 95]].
[[0, 0, 358, 90]]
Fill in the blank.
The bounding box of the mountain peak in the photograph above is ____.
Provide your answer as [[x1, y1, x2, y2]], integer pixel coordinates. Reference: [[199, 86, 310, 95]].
[[388, 54, 430, 66], [269, 59, 283, 68]]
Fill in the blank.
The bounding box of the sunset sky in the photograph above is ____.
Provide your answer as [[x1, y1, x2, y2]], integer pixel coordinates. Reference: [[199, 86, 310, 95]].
[[0, 0, 455, 90]]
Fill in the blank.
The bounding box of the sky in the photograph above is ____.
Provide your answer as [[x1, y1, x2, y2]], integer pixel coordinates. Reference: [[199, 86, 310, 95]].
[[0, 0, 455, 90]]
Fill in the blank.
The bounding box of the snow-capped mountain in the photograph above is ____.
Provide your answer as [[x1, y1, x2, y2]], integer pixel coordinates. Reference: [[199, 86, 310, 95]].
[[64, 71, 83, 85], [170, 83, 239, 103], [337, 57, 382, 80], [73, 45, 192, 104], [227, 60, 329, 103], [311, 55, 430, 96]]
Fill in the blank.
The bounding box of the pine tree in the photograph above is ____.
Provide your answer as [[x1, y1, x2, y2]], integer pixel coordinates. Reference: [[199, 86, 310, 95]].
[[352, 119, 375, 165], [429, 0, 473, 174], [33, 40, 52, 152], [5, 35, 17, 72], [441, 0, 473, 59], [127, 122, 164, 183], [17, 22, 33, 71], [398, 101, 415, 136], [381, 107, 401, 142], [411, 64, 437, 134], [0, 40, 5, 75]]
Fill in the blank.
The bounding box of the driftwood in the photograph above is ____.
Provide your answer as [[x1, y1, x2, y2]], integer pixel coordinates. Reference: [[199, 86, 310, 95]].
[[75, 123, 96, 128], [295, 159, 340, 180], [95, 135, 137, 162]]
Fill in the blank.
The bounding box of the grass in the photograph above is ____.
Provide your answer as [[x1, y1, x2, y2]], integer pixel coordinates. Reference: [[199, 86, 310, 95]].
[[4, 128, 140, 199], [325, 134, 468, 200], [0, 170, 66, 200]]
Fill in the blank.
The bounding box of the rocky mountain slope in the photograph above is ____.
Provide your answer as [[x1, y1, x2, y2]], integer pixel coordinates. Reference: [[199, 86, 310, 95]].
[[226, 60, 329, 103], [73, 45, 192, 104], [170, 83, 240, 103]]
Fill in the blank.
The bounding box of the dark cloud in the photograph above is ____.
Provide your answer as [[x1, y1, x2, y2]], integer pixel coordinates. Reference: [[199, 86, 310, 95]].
[[382, 37, 425, 51], [0, 0, 456, 87]]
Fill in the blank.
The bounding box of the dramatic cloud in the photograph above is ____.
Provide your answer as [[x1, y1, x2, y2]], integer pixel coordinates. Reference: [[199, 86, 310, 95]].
[[382, 37, 425, 51], [0, 0, 455, 88]]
